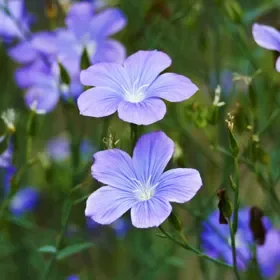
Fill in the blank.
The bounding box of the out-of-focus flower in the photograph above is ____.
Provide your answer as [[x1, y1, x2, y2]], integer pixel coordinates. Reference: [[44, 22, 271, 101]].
[[1, 108, 17, 133], [201, 208, 280, 277], [8, 31, 57, 90], [0, 136, 13, 168], [2, 167, 39, 216], [46, 135, 94, 162], [78, 50, 198, 125], [210, 69, 233, 96], [66, 275, 79, 280], [24, 59, 83, 114], [252, 23, 280, 72], [86, 131, 202, 228], [0, 0, 33, 41], [56, 3, 127, 71], [9, 186, 39, 216], [87, 216, 129, 239]]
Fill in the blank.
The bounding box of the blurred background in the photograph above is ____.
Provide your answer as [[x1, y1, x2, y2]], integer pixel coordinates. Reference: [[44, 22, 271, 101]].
[[1, 0, 280, 279]]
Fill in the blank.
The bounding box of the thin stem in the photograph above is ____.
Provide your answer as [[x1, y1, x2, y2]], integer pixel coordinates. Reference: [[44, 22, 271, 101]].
[[229, 221, 241, 280], [40, 198, 72, 280], [233, 157, 240, 234], [158, 226, 233, 269], [130, 123, 139, 149]]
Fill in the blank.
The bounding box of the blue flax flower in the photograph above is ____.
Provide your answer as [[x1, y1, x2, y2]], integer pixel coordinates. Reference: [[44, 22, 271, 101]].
[[66, 275, 79, 280], [8, 31, 57, 89], [201, 208, 280, 278], [87, 217, 129, 238], [56, 2, 127, 70], [2, 167, 39, 216], [252, 23, 280, 72], [78, 50, 198, 125], [0, 137, 13, 168], [0, 0, 32, 41], [46, 135, 94, 162], [85, 131, 202, 228]]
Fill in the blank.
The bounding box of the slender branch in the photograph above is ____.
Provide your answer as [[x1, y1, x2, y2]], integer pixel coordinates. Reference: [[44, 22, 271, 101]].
[[229, 221, 241, 280], [158, 226, 233, 269]]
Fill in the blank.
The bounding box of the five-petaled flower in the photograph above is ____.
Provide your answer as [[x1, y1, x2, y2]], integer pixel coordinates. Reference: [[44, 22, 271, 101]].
[[78, 50, 199, 125], [252, 23, 280, 72], [85, 131, 202, 228]]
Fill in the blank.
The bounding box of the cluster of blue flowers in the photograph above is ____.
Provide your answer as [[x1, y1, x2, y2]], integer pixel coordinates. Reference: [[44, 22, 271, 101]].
[[1, 0, 280, 279]]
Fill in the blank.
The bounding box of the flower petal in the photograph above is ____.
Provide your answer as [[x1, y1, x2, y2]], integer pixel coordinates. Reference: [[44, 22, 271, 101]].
[[147, 73, 199, 102], [93, 39, 126, 64], [117, 98, 166, 125], [131, 197, 172, 228], [80, 62, 128, 91], [124, 50, 171, 88], [252, 23, 280, 51], [10, 187, 39, 216], [85, 186, 136, 224], [90, 8, 127, 39], [25, 86, 59, 114], [66, 3, 94, 39], [132, 131, 174, 184], [15, 60, 48, 89], [77, 87, 121, 117], [156, 168, 202, 203], [31, 31, 57, 55], [92, 149, 136, 190], [8, 41, 37, 63]]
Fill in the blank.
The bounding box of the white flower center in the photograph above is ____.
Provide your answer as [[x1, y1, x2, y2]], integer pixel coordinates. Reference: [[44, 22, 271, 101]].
[[73, 33, 97, 59], [131, 176, 158, 201], [122, 78, 149, 103]]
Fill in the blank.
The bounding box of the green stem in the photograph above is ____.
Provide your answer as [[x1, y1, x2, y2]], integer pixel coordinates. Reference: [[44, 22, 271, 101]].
[[40, 198, 72, 280], [158, 226, 233, 269], [130, 124, 140, 150], [233, 158, 240, 234], [229, 221, 241, 280]]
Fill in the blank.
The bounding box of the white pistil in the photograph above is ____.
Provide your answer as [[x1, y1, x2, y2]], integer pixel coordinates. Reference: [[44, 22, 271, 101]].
[[131, 176, 158, 201], [122, 78, 149, 103]]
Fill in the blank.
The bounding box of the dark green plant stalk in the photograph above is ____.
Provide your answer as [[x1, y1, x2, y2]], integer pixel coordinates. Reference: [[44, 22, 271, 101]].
[[40, 197, 72, 280], [229, 220, 241, 280], [158, 225, 233, 269]]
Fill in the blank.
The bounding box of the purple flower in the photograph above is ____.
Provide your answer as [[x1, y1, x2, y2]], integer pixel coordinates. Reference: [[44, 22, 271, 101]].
[[8, 31, 57, 92], [86, 217, 129, 238], [252, 23, 280, 72], [210, 69, 233, 95], [201, 208, 280, 277], [9, 186, 39, 216], [23, 59, 83, 114], [2, 166, 39, 216], [0, 137, 13, 168], [85, 131, 202, 228], [3, 165, 16, 194], [56, 3, 127, 70], [46, 135, 94, 162], [78, 50, 198, 125], [0, 0, 32, 41], [66, 275, 79, 280]]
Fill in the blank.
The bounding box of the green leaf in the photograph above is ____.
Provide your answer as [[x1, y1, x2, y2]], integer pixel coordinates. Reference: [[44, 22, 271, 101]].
[[38, 245, 57, 254], [56, 242, 94, 260], [58, 62, 71, 85], [80, 48, 91, 70], [168, 210, 182, 232]]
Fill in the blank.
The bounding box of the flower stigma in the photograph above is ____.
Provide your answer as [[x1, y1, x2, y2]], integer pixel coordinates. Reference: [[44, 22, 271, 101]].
[[131, 176, 158, 201]]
